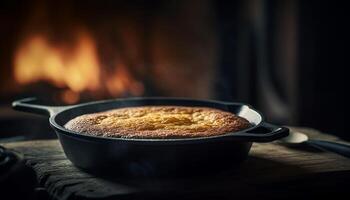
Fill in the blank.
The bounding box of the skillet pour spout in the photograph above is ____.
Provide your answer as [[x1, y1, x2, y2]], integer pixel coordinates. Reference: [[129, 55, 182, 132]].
[[12, 97, 289, 177]]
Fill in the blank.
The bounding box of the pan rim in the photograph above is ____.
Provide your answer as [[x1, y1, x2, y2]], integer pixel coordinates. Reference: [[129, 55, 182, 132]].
[[49, 97, 264, 143]]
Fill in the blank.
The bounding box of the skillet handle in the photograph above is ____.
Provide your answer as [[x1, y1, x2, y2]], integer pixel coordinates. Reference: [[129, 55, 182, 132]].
[[237, 123, 289, 142], [12, 97, 70, 117]]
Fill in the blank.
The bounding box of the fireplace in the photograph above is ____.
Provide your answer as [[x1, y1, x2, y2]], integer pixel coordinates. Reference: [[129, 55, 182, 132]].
[[1, 0, 220, 139], [0, 0, 347, 141], [1, 0, 219, 101]]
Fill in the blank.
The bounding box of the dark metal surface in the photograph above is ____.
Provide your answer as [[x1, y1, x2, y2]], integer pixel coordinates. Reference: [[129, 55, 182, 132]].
[[12, 97, 289, 177], [306, 140, 350, 158]]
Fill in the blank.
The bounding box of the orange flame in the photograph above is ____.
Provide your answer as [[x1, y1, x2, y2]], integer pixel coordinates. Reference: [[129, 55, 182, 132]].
[[13, 31, 144, 103]]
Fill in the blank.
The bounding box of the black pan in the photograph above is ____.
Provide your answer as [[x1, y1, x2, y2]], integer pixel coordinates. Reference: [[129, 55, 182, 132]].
[[12, 97, 289, 177]]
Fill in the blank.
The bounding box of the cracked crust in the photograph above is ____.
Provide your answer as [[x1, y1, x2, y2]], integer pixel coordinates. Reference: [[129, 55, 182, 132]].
[[64, 106, 251, 139]]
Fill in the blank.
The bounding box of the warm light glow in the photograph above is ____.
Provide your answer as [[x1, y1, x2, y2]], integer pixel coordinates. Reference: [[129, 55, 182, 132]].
[[13, 31, 144, 103], [60, 90, 80, 104], [106, 64, 144, 96]]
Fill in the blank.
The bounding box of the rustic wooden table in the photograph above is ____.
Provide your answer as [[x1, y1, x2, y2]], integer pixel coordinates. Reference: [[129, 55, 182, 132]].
[[2, 127, 350, 199]]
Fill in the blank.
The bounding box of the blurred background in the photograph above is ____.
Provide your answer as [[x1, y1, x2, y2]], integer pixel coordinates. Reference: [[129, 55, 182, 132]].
[[0, 0, 346, 140]]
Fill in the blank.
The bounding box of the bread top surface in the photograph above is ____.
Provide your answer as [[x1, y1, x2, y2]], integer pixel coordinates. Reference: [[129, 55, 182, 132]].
[[64, 106, 251, 139]]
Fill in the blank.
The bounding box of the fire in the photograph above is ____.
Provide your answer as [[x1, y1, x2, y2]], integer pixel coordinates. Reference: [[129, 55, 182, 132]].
[[13, 31, 144, 103], [106, 64, 144, 97]]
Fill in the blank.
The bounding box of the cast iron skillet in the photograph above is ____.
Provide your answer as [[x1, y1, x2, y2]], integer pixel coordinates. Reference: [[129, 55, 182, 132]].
[[12, 97, 289, 177]]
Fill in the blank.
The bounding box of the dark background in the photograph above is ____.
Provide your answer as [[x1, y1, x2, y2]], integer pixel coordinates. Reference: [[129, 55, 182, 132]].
[[0, 0, 347, 140], [215, 0, 346, 139]]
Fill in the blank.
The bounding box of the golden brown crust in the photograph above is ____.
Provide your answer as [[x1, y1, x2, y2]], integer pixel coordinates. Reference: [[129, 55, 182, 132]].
[[64, 106, 251, 139]]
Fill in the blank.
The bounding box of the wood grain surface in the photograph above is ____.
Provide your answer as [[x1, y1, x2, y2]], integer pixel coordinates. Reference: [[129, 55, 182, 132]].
[[2, 127, 350, 199]]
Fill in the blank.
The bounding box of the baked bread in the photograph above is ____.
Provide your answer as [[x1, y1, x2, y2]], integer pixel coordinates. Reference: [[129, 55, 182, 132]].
[[64, 106, 251, 139]]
